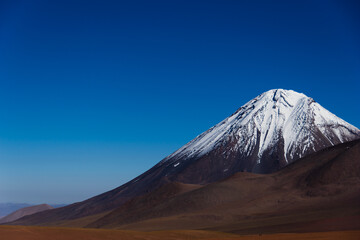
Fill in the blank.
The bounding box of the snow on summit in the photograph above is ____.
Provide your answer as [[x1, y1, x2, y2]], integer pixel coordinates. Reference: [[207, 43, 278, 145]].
[[162, 89, 360, 173]]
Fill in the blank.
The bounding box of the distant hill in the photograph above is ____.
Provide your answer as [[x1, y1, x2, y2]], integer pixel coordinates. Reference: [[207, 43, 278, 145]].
[[0, 204, 53, 224], [0, 203, 32, 218], [0, 203, 66, 220]]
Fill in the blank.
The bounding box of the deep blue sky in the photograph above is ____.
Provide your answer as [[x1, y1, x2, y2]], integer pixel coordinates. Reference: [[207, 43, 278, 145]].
[[0, 0, 359, 204]]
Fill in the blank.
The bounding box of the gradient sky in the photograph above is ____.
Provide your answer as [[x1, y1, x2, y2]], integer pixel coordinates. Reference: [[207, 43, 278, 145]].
[[0, 0, 359, 204]]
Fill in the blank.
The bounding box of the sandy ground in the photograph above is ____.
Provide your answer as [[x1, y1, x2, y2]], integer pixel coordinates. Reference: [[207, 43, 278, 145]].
[[0, 225, 359, 240]]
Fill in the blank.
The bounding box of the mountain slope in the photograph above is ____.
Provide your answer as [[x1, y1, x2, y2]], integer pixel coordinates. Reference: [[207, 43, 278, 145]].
[[87, 139, 360, 232], [0, 204, 53, 224], [11, 89, 360, 226]]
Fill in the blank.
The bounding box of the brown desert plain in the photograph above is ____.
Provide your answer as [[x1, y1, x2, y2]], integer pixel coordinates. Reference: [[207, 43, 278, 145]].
[[0, 226, 359, 240]]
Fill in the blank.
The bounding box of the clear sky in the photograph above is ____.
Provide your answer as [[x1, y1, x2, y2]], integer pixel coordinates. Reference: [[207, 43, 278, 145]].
[[0, 0, 359, 204]]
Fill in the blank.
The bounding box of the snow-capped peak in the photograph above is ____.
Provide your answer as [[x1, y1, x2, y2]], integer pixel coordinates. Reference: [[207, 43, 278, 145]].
[[162, 89, 360, 171]]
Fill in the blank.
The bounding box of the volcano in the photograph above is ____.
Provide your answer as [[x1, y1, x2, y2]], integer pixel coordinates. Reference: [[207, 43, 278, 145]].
[[11, 89, 360, 226]]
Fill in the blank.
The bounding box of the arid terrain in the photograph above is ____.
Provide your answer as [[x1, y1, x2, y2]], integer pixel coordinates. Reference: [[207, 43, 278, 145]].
[[1, 226, 360, 240], [4, 140, 359, 239], [11, 140, 359, 233]]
